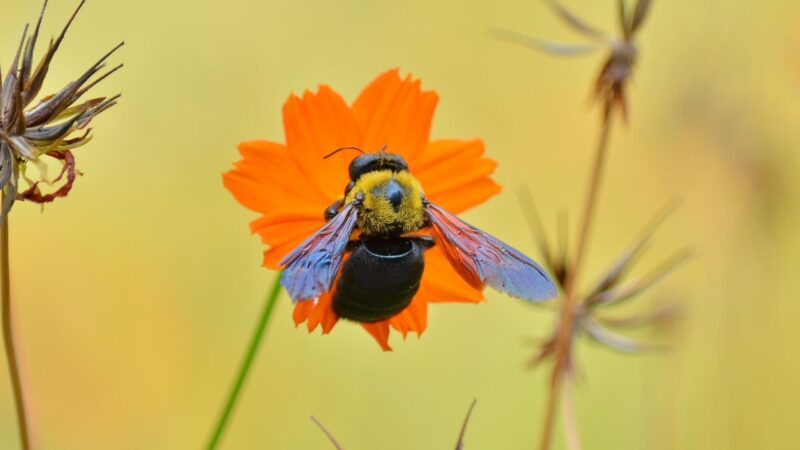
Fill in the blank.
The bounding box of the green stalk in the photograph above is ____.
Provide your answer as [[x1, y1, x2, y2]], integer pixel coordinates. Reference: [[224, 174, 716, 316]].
[[206, 274, 283, 449]]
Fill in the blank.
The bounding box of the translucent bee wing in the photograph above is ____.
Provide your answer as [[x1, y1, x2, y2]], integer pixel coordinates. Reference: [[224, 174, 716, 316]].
[[425, 201, 557, 301], [279, 201, 359, 302]]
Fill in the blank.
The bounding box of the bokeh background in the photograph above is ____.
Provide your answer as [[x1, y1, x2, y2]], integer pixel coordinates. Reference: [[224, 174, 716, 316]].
[[0, 0, 799, 448]]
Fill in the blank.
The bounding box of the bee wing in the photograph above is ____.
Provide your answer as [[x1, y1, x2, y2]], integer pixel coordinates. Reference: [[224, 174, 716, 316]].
[[279, 201, 359, 302], [425, 201, 557, 301]]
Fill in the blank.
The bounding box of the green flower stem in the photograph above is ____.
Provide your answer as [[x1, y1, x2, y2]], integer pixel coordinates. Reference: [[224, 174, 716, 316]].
[[1, 212, 31, 450], [206, 274, 283, 449]]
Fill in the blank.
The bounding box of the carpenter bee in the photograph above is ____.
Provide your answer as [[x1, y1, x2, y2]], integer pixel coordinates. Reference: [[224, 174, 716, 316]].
[[280, 147, 557, 322]]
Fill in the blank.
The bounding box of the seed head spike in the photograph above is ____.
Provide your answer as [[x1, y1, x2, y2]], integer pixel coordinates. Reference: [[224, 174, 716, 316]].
[[490, 28, 600, 57], [455, 399, 478, 450], [543, 0, 606, 40], [630, 0, 654, 35], [310, 416, 344, 450]]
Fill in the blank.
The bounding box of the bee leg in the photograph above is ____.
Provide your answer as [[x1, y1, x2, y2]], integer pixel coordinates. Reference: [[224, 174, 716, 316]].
[[324, 199, 344, 221], [342, 181, 355, 197]]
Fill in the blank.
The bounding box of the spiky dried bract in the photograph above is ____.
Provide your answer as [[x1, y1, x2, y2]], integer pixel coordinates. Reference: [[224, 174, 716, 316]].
[[310, 399, 479, 450], [455, 399, 478, 450], [311, 416, 344, 450], [522, 197, 690, 369], [495, 0, 654, 122], [0, 0, 122, 221]]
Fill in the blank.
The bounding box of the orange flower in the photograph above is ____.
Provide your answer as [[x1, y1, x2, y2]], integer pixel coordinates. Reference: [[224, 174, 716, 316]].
[[224, 69, 501, 350]]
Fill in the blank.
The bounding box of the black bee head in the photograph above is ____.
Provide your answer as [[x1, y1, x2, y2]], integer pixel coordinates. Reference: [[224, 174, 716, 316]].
[[348, 152, 409, 181]]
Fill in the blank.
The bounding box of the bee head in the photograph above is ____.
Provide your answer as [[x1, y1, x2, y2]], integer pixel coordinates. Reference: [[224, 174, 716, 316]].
[[348, 152, 409, 181], [346, 170, 425, 236]]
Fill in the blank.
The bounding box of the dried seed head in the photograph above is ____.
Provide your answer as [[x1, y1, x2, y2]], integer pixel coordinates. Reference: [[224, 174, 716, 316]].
[[0, 0, 123, 221], [521, 197, 689, 361], [494, 0, 655, 122]]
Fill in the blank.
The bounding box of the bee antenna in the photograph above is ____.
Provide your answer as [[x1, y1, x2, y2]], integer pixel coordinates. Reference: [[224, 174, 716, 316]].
[[323, 146, 366, 159], [379, 144, 388, 153]]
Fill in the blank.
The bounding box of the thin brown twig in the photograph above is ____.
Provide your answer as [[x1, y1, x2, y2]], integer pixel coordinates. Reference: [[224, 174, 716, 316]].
[[311, 416, 344, 450], [538, 381, 559, 450], [561, 383, 582, 450], [568, 112, 615, 292], [1, 198, 31, 450], [455, 399, 478, 450], [539, 112, 615, 450]]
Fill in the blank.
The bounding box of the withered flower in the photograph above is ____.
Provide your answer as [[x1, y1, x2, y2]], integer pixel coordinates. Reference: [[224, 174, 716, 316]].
[[519, 193, 690, 368], [494, 0, 653, 121], [497, 2, 683, 450], [0, 0, 123, 221]]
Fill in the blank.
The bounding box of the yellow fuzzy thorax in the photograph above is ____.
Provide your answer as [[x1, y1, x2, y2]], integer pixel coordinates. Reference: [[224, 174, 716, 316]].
[[344, 170, 425, 236]]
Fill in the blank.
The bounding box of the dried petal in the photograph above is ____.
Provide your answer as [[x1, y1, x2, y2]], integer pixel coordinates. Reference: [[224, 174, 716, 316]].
[[583, 199, 680, 306], [592, 249, 693, 307], [0, 0, 121, 221], [517, 188, 556, 276], [528, 335, 558, 369], [618, 0, 630, 37], [596, 303, 682, 329], [545, 0, 607, 40], [16, 150, 77, 203], [491, 29, 600, 56], [25, 42, 123, 128], [581, 318, 665, 353], [23, 0, 87, 106], [6, 136, 38, 160], [20, 0, 47, 91], [630, 0, 654, 35], [0, 146, 19, 220]]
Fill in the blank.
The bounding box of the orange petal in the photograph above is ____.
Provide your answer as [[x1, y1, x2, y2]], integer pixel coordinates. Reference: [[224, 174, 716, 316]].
[[351, 69, 438, 161], [413, 139, 502, 214], [225, 141, 329, 211], [250, 215, 323, 240], [411, 139, 485, 172], [293, 293, 339, 334], [389, 297, 429, 337], [250, 212, 325, 269], [260, 223, 322, 269], [362, 321, 392, 351], [307, 294, 339, 333], [224, 141, 330, 269], [237, 140, 331, 205], [423, 178, 502, 215], [293, 300, 314, 326], [282, 86, 361, 200], [418, 245, 484, 304]]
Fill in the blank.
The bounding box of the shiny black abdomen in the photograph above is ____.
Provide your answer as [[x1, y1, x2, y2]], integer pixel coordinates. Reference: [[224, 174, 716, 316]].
[[333, 237, 427, 322]]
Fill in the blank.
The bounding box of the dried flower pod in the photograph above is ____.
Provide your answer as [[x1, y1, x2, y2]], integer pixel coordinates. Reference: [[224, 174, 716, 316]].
[[494, 0, 655, 122], [523, 198, 691, 369], [0, 0, 122, 221]]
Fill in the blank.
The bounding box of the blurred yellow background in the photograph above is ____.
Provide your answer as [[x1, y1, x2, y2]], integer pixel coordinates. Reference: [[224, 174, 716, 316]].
[[1, 0, 799, 448]]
